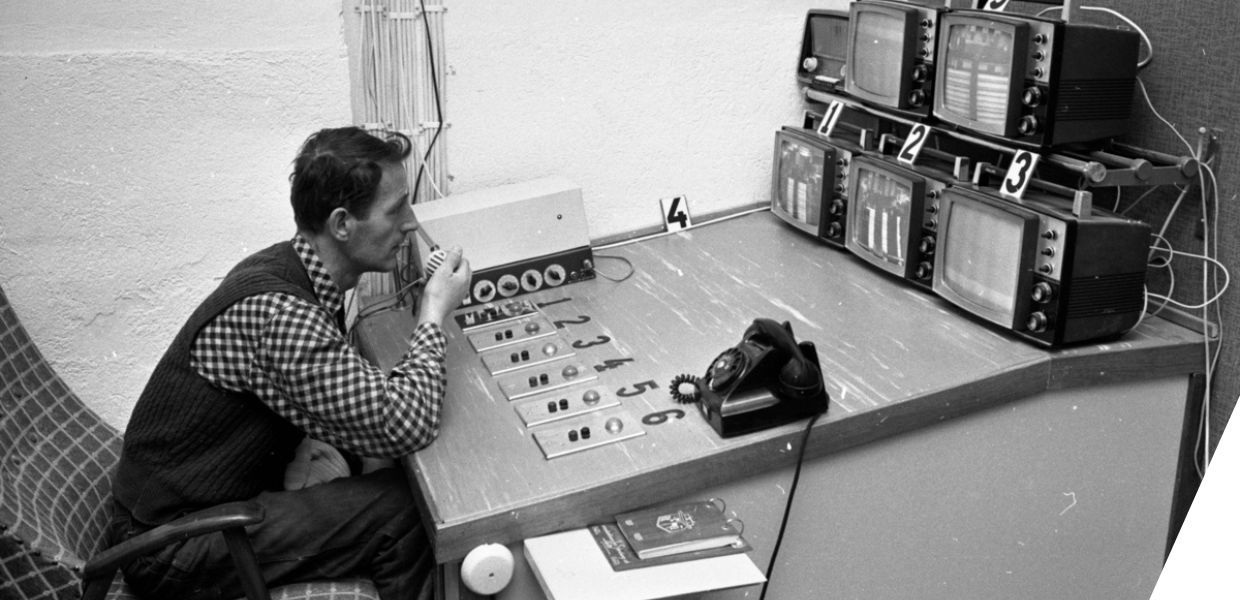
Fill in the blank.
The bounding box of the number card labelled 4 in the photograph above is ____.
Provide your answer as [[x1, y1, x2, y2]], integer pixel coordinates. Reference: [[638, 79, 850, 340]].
[[897, 123, 931, 167], [661, 196, 692, 231], [816, 100, 845, 139], [1000, 149, 1040, 201]]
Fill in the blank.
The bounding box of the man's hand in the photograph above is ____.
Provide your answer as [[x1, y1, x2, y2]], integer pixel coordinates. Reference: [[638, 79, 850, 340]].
[[418, 246, 471, 326], [284, 438, 351, 490]]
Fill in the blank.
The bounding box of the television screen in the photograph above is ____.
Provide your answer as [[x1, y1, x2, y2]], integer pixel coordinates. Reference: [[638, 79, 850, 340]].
[[938, 197, 1025, 321], [850, 165, 913, 268], [849, 10, 906, 100], [775, 136, 824, 227], [939, 20, 1019, 133]]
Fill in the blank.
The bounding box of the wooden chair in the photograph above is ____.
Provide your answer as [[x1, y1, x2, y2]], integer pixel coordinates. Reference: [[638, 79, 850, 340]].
[[0, 284, 380, 600]]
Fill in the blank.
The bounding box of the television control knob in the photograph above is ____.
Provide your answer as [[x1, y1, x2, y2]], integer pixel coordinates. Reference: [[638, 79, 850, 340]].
[[1041, 247, 1055, 257], [912, 64, 930, 83], [835, 183, 847, 194], [921, 18, 934, 28], [907, 89, 927, 107], [1019, 115, 1040, 136], [915, 261, 933, 280], [1026, 312, 1050, 333], [918, 236, 936, 254], [1033, 33, 1049, 45], [1041, 230, 1058, 240], [1032, 67, 1046, 79], [1022, 87, 1044, 107], [826, 222, 843, 238], [802, 56, 819, 73], [1031, 282, 1055, 303], [829, 199, 845, 215], [1039, 264, 1054, 274]]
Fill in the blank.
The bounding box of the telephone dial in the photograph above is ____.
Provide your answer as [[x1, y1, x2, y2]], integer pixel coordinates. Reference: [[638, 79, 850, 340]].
[[675, 318, 829, 437]]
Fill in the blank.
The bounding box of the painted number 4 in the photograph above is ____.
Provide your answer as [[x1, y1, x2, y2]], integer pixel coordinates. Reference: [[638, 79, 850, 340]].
[[662, 196, 691, 230]]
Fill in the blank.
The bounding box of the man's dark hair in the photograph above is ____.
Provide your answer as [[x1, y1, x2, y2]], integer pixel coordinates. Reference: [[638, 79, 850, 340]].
[[289, 127, 413, 233]]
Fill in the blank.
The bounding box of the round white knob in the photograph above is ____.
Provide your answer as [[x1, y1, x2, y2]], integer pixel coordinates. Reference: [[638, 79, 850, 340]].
[[460, 543, 514, 595]]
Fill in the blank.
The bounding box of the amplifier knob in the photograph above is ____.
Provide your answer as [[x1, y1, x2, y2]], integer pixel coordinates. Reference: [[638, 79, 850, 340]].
[[1026, 312, 1050, 333], [1031, 282, 1055, 303]]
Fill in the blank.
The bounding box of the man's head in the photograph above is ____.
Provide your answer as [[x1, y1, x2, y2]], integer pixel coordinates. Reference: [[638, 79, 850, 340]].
[[290, 127, 413, 233], [290, 127, 418, 288]]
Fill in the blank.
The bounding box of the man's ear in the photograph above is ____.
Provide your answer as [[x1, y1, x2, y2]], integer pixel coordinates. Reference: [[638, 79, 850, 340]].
[[327, 207, 351, 242]]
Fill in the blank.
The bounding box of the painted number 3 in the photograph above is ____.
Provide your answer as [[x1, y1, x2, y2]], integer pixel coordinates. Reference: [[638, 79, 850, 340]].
[[1001, 150, 1040, 200]]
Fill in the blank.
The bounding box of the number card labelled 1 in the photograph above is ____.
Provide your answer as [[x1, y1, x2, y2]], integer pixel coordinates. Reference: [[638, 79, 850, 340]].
[[1000, 149, 1040, 201], [661, 196, 692, 231], [816, 100, 844, 139], [897, 123, 931, 167]]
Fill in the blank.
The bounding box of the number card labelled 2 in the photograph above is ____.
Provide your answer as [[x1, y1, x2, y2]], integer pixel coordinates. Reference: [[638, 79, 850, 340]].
[[1000, 150, 1040, 201], [661, 196, 692, 231], [897, 123, 931, 167]]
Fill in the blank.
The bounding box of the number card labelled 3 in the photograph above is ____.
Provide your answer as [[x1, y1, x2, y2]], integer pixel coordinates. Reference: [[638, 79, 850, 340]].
[[1000, 150, 1040, 201], [661, 196, 692, 231]]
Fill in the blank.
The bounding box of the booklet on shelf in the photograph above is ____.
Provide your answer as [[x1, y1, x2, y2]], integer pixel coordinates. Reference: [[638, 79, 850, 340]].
[[615, 498, 744, 560]]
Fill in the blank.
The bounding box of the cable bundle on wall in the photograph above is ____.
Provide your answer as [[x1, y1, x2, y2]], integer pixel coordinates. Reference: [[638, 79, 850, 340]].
[[349, 0, 447, 300]]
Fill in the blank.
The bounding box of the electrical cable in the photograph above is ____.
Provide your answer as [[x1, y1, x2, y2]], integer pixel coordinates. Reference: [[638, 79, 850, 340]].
[[591, 254, 636, 283], [1035, 5, 1154, 69], [757, 411, 822, 600], [413, 0, 444, 205], [593, 206, 771, 251]]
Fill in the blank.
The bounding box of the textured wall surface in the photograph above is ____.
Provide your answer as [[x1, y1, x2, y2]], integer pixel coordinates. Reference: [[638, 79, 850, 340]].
[[0, 0, 354, 428]]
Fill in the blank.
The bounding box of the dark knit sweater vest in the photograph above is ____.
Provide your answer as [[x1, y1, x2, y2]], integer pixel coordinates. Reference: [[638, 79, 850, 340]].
[[113, 241, 315, 526]]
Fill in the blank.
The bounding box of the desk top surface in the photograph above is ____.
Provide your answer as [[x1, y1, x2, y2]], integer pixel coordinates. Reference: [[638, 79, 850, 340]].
[[357, 211, 1201, 563]]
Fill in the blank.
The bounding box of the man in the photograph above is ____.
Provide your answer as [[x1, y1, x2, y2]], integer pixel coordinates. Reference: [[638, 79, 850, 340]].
[[107, 127, 470, 600]]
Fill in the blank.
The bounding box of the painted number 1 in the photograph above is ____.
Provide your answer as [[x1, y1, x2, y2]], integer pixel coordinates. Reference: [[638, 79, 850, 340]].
[[817, 100, 844, 139], [1001, 150, 1040, 200]]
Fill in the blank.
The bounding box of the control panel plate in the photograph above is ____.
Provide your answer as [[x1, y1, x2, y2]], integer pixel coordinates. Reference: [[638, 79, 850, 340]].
[[531, 408, 647, 459], [496, 361, 598, 401], [466, 314, 558, 353], [514, 385, 619, 428], [480, 337, 576, 376]]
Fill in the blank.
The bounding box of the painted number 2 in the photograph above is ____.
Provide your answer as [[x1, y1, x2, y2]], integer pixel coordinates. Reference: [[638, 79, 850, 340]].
[[897, 123, 931, 166], [1001, 150, 1040, 200]]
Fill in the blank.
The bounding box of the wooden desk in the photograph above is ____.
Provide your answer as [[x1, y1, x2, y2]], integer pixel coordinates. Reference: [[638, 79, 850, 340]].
[[358, 212, 1201, 599]]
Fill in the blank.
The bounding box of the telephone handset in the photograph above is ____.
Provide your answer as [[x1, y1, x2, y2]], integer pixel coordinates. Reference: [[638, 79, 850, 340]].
[[694, 318, 829, 437]]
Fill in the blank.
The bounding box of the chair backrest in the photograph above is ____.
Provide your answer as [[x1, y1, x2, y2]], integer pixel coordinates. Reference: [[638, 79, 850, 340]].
[[1, 285, 122, 600]]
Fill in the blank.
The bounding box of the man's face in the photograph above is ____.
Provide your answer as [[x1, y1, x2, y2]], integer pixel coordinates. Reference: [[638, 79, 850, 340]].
[[346, 161, 416, 274]]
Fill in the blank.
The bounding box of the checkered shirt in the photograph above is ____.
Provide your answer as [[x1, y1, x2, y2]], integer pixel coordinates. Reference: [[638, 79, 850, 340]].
[[189, 234, 445, 457]]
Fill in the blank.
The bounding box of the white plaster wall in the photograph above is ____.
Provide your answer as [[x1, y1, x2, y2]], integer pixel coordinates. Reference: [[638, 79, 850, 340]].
[[444, 0, 847, 241], [0, 0, 354, 428], [0, 0, 847, 430]]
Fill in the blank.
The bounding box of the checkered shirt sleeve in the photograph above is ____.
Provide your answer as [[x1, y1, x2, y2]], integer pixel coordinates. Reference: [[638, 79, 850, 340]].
[[192, 293, 446, 457]]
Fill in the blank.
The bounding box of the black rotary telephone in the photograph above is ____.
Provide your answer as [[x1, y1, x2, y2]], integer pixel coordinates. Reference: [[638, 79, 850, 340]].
[[679, 318, 828, 437]]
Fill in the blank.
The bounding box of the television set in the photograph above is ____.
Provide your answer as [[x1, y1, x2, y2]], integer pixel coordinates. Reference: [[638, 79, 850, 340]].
[[770, 127, 857, 248], [844, 0, 940, 117], [931, 185, 1150, 347], [844, 155, 946, 289], [798, 9, 850, 92], [933, 9, 1140, 147]]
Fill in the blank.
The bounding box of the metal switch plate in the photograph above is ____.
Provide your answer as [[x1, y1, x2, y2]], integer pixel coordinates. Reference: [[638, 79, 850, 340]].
[[466, 313, 557, 353], [454, 299, 541, 332], [496, 361, 597, 401], [513, 386, 619, 427], [532, 409, 646, 459], [480, 337, 575, 376]]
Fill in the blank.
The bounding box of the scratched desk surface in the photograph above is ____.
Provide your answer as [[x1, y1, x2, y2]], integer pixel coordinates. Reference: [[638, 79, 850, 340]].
[[356, 211, 1201, 563]]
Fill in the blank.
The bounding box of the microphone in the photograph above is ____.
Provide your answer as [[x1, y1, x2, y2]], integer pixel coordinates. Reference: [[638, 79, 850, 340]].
[[423, 247, 448, 279]]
